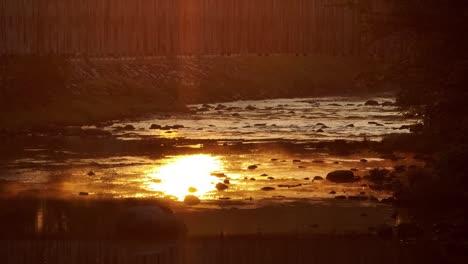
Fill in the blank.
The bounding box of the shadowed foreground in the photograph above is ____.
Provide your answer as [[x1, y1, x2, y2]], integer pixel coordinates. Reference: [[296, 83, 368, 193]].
[[1, 236, 443, 264]]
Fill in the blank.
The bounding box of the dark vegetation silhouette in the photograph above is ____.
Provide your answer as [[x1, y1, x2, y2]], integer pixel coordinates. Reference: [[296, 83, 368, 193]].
[[360, 0, 468, 201]]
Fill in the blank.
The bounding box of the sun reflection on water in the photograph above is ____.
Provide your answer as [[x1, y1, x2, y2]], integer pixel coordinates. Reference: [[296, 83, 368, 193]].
[[145, 155, 223, 201]]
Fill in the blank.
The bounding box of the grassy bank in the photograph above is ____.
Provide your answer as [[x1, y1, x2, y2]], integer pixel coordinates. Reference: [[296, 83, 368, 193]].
[[1, 54, 383, 129]]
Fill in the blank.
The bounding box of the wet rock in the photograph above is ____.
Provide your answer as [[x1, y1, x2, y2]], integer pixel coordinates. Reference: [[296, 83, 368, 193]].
[[278, 184, 302, 188], [348, 196, 368, 201], [304, 177, 310, 180], [346, 124, 355, 128], [223, 179, 230, 184], [79, 192, 89, 196], [188, 187, 197, 193], [254, 123, 267, 127], [313, 176, 324, 181], [367, 168, 390, 183], [261, 174, 268, 177], [298, 166, 306, 169], [172, 125, 185, 129], [232, 113, 240, 117], [202, 104, 213, 108], [293, 159, 301, 163], [211, 172, 227, 178], [268, 177, 275, 180], [87, 171, 95, 176], [316, 129, 324, 133], [245, 105, 257, 110], [215, 104, 227, 110], [326, 170, 356, 183], [261, 187, 276, 191], [316, 123, 326, 126], [365, 100, 379, 106], [380, 197, 395, 204], [335, 195, 347, 200], [216, 183, 229, 191], [123, 125, 135, 130], [247, 165, 258, 170], [329, 191, 336, 194], [82, 128, 112, 137], [150, 124, 162, 129], [184, 195, 200, 206], [198, 107, 210, 112], [250, 178, 256, 181], [219, 197, 231, 200], [360, 159, 368, 163], [381, 101, 394, 107], [399, 125, 411, 130]]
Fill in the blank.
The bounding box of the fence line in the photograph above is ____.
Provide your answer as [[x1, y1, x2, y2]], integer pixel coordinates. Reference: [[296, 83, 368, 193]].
[[0, 0, 367, 56]]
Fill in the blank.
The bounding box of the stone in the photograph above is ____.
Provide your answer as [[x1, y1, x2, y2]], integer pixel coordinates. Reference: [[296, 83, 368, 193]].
[[261, 187, 276, 191], [184, 196, 201, 206], [313, 176, 324, 181], [326, 170, 356, 183], [247, 165, 258, 170], [150, 124, 162, 129], [365, 100, 379, 106], [216, 183, 229, 191]]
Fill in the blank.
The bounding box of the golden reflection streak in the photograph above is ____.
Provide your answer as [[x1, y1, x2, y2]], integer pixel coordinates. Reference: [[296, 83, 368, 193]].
[[145, 155, 223, 201]]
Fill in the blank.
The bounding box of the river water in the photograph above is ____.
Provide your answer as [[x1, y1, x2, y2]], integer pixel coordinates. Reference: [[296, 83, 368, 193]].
[[3, 96, 422, 208], [107, 96, 418, 142]]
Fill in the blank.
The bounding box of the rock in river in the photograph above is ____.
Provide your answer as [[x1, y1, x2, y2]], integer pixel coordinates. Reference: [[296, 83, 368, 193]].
[[184, 195, 201, 206], [216, 183, 229, 191], [247, 165, 258, 170], [261, 187, 276, 191], [365, 100, 379, 106], [326, 170, 356, 183]]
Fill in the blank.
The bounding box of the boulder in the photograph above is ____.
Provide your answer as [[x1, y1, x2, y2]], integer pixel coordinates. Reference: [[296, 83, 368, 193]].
[[123, 125, 135, 130], [326, 170, 356, 183], [150, 124, 162, 129], [247, 165, 258, 170], [216, 183, 229, 191], [261, 187, 276, 191], [82, 128, 112, 137], [245, 105, 257, 110], [116, 206, 186, 238], [184, 195, 201, 206], [313, 176, 324, 181], [381, 101, 394, 107], [346, 124, 355, 128], [365, 100, 379, 106]]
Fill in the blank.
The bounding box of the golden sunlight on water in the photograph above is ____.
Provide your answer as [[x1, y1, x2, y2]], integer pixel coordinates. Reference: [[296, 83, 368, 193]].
[[145, 155, 223, 201]]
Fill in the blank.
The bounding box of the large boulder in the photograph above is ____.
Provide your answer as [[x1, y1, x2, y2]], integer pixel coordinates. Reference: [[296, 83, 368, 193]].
[[326, 170, 356, 183], [365, 100, 379, 106], [216, 183, 229, 191], [116, 206, 186, 239], [184, 195, 201, 205]]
